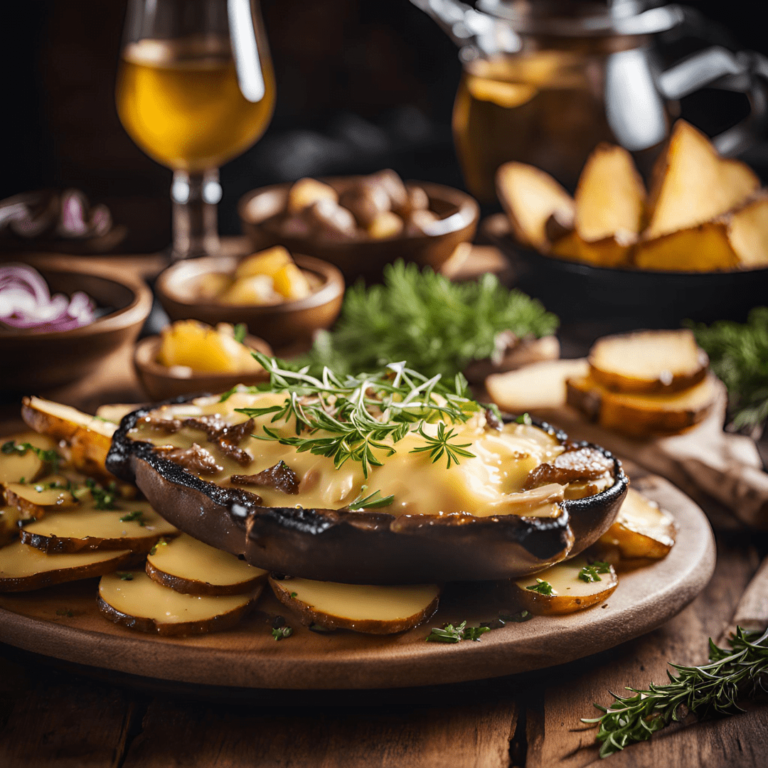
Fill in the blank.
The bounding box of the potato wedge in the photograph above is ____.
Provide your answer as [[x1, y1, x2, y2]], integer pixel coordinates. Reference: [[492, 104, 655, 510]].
[[728, 195, 768, 268], [4, 476, 79, 519], [496, 162, 575, 251], [566, 373, 716, 437], [509, 556, 618, 615], [20, 501, 178, 555], [0, 543, 133, 592], [21, 397, 117, 484], [600, 488, 676, 561], [146, 533, 266, 596], [588, 330, 709, 395], [98, 570, 258, 636], [486, 359, 589, 413], [574, 143, 646, 243], [0, 432, 59, 485], [0, 505, 20, 547], [270, 576, 440, 634], [549, 230, 633, 268], [634, 222, 739, 272], [645, 120, 759, 239]]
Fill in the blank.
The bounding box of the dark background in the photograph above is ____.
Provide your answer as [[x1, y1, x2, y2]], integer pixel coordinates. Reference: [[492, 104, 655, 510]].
[[2, 0, 766, 253]]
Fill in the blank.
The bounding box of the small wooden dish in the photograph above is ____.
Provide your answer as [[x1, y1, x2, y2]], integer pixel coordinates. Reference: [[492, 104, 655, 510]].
[[133, 334, 273, 401], [155, 254, 344, 349], [0, 254, 152, 395], [238, 179, 479, 280]]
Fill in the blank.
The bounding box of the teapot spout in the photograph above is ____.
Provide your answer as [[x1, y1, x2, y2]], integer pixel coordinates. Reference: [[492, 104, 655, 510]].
[[409, 0, 520, 58]]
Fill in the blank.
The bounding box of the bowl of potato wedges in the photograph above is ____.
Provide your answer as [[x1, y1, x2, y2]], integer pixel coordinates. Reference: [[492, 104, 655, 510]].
[[482, 119, 768, 329]]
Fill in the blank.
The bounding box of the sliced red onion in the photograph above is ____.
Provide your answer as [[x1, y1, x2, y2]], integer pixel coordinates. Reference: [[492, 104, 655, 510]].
[[0, 264, 96, 333]]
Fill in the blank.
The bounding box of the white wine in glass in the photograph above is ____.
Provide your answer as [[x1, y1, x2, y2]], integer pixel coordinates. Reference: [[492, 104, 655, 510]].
[[116, 0, 275, 259]]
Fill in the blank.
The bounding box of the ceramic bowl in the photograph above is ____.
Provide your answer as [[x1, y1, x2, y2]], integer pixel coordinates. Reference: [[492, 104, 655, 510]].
[[0, 255, 152, 395], [238, 178, 479, 280], [155, 254, 344, 349]]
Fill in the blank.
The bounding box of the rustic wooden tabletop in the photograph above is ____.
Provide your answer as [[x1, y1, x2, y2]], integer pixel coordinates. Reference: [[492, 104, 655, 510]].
[[1, 249, 766, 768]]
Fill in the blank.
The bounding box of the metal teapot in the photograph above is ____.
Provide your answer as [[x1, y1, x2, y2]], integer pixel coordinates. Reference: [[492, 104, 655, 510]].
[[412, 0, 768, 200]]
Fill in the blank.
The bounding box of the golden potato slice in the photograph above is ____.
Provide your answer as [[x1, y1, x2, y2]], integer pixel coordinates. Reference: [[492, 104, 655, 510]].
[[566, 373, 716, 437], [634, 222, 739, 272], [588, 330, 709, 395], [728, 195, 768, 268], [496, 162, 575, 251], [0, 505, 20, 547], [287, 178, 338, 214], [98, 570, 258, 636], [574, 143, 646, 243], [146, 533, 266, 596], [645, 120, 759, 240], [0, 543, 133, 592], [20, 500, 178, 554], [4, 476, 79, 519], [270, 576, 440, 634], [486, 359, 590, 413], [235, 246, 293, 280], [600, 488, 676, 561], [510, 556, 618, 615], [0, 432, 58, 485]]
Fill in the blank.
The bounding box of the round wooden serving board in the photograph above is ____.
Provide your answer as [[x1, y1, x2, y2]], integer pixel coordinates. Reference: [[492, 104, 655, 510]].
[[0, 467, 715, 690]]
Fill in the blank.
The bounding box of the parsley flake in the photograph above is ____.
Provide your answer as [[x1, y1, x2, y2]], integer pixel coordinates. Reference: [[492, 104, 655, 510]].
[[119, 510, 146, 526], [272, 626, 293, 641], [425, 620, 491, 644], [526, 579, 556, 596], [578, 561, 611, 583]]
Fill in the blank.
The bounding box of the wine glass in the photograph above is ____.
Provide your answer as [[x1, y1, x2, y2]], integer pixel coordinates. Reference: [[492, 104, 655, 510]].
[[116, 0, 275, 260]]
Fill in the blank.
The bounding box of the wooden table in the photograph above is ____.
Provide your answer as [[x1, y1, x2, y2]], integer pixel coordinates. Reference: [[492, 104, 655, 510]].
[[1, 251, 767, 767]]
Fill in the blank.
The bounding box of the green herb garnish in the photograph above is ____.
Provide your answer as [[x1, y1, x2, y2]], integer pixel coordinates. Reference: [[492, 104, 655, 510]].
[[426, 620, 491, 643], [578, 561, 612, 583], [236, 354, 483, 478], [526, 579, 555, 596], [149, 539, 168, 556], [499, 609, 533, 623], [117, 572, 134, 581], [584, 626, 768, 758], [272, 626, 293, 641], [300, 261, 558, 379], [290, 592, 297, 599], [1, 441, 61, 474], [86, 479, 117, 510], [119, 510, 146, 527], [690, 308, 768, 431], [233, 323, 248, 344], [345, 486, 395, 511], [515, 413, 533, 426]]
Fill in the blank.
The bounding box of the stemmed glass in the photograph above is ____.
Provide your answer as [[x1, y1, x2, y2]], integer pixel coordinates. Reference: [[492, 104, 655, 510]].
[[116, 0, 275, 260]]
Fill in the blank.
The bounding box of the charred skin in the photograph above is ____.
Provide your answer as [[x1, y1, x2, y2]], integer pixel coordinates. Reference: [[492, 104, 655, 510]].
[[107, 402, 627, 585]]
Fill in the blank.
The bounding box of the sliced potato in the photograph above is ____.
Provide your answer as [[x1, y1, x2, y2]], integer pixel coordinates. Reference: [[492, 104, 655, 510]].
[[550, 230, 633, 268], [510, 556, 618, 615], [728, 195, 768, 268], [21, 397, 117, 484], [600, 488, 677, 561], [270, 577, 440, 634], [566, 373, 716, 437], [94, 404, 139, 426], [20, 501, 178, 554], [588, 330, 709, 395], [645, 120, 759, 240], [486, 359, 589, 413], [496, 162, 575, 251], [98, 570, 258, 636], [0, 543, 133, 592], [0, 505, 20, 547], [4, 476, 79, 519], [146, 533, 266, 596], [634, 222, 739, 272], [574, 143, 646, 243], [0, 431, 58, 485]]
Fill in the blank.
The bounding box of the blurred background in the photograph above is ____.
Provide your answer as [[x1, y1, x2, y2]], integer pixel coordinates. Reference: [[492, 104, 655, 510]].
[[1, 0, 766, 255]]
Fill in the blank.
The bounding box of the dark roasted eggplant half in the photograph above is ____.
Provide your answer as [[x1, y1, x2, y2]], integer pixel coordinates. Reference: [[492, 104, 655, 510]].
[[106, 389, 626, 585]]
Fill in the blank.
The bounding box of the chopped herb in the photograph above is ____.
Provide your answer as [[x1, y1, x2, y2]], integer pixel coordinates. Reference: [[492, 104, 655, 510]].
[[426, 620, 491, 644], [56, 609, 74, 617], [290, 592, 297, 599], [409, 421, 476, 469], [1, 441, 61, 474], [578, 561, 612, 583], [233, 323, 248, 344], [345, 485, 395, 511], [119, 510, 146, 526], [86, 479, 117, 510], [117, 572, 134, 581], [499, 609, 533, 623], [526, 579, 556, 596], [149, 538, 169, 556], [515, 413, 533, 426], [272, 626, 293, 641]]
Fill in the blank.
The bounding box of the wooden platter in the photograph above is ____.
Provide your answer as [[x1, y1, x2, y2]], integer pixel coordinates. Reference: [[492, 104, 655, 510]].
[[0, 466, 714, 690]]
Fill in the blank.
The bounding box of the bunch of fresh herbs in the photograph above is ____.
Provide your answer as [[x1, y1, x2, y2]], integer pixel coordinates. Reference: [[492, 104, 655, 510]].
[[301, 260, 558, 378]]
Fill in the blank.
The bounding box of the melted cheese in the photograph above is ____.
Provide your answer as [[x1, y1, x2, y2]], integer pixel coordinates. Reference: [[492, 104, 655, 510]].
[[129, 392, 576, 518]]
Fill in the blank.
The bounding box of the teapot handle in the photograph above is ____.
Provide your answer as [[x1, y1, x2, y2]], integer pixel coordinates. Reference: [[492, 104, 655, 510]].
[[658, 43, 768, 156]]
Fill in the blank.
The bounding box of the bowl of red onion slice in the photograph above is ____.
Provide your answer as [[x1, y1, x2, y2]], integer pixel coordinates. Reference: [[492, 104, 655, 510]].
[[0, 256, 152, 394]]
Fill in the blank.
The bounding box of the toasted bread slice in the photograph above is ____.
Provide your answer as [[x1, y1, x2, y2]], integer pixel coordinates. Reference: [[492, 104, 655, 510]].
[[634, 222, 739, 272], [645, 120, 759, 240], [566, 373, 717, 437], [588, 330, 709, 394], [496, 162, 575, 251]]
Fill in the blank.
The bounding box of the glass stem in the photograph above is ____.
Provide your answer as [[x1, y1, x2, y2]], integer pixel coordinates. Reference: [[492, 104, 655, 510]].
[[171, 169, 221, 260]]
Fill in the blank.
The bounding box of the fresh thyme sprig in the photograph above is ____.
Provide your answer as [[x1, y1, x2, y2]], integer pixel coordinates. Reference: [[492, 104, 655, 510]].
[[426, 620, 491, 643], [584, 626, 768, 758], [232, 354, 483, 477], [345, 486, 395, 511]]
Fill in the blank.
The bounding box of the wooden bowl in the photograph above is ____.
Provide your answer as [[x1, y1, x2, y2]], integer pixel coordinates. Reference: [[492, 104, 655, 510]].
[[155, 254, 344, 349], [0, 255, 152, 395], [238, 179, 479, 280], [133, 333, 273, 401]]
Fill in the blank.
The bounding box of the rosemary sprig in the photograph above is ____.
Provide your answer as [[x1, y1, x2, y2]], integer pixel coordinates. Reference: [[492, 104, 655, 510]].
[[584, 626, 768, 758], [233, 354, 484, 477], [345, 486, 395, 511]]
